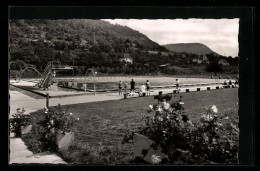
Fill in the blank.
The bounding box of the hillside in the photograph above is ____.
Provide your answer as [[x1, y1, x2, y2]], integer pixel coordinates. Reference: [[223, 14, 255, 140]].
[[10, 19, 164, 53], [163, 43, 219, 56], [9, 19, 238, 77], [9, 19, 170, 71]]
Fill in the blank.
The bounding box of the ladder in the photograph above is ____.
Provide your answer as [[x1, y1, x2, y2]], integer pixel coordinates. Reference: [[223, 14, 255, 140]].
[[37, 61, 73, 89], [37, 61, 61, 88]]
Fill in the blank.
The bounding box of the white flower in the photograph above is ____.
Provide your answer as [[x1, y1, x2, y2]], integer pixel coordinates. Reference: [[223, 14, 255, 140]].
[[77, 117, 80, 121], [158, 116, 163, 122], [224, 116, 229, 120], [149, 105, 153, 110], [207, 115, 213, 121], [201, 114, 213, 122], [44, 107, 48, 113], [50, 120, 54, 125], [157, 106, 163, 113], [151, 154, 161, 164], [179, 102, 184, 105], [212, 138, 217, 144], [70, 113, 73, 116], [187, 120, 194, 126], [163, 102, 170, 110], [211, 105, 218, 113]]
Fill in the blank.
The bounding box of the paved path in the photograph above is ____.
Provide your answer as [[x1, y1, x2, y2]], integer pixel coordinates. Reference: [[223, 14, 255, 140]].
[[9, 91, 122, 116], [9, 133, 66, 164]]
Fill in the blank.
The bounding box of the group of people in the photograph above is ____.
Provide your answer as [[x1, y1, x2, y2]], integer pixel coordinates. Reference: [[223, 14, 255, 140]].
[[223, 76, 239, 87], [223, 80, 233, 86], [118, 79, 151, 96]]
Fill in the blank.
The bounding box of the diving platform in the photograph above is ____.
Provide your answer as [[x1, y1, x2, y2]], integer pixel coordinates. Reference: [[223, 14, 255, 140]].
[[37, 61, 73, 89]]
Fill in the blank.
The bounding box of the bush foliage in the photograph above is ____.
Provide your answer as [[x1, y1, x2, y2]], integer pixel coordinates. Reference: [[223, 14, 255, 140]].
[[23, 104, 78, 152], [10, 108, 31, 137], [123, 97, 239, 164]]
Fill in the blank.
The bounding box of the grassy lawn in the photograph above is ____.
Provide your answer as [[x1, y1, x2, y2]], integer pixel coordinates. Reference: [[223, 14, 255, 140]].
[[23, 88, 238, 164]]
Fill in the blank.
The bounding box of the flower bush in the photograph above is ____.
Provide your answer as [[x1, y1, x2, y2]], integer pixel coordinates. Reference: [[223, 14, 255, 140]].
[[10, 108, 31, 137], [34, 104, 79, 152], [122, 97, 239, 164]]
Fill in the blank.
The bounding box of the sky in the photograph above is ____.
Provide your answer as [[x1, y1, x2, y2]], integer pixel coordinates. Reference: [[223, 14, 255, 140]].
[[103, 19, 239, 57]]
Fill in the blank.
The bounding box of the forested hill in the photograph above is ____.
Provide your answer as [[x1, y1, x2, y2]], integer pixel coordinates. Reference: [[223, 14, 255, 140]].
[[163, 43, 219, 56], [9, 19, 167, 70]]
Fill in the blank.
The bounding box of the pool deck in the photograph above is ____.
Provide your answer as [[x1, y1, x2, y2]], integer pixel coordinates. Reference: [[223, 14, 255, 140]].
[[10, 78, 234, 98]]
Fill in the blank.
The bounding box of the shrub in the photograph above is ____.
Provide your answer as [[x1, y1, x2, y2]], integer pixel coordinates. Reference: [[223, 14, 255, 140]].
[[10, 108, 31, 137], [33, 104, 79, 152], [122, 97, 239, 164]]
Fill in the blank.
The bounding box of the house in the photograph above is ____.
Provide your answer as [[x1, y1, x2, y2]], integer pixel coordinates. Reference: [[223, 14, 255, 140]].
[[159, 63, 170, 68], [119, 53, 133, 64], [202, 55, 210, 64], [218, 59, 229, 66], [192, 58, 202, 64], [192, 55, 209, 64]]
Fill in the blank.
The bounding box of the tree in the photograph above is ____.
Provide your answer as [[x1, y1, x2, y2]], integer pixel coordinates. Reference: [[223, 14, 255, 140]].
[[205, 62, 223, 75]]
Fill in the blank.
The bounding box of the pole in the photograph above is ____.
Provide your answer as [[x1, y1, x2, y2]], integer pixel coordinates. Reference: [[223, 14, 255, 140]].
[[46, 93, 49, 108], [94, 72, 96, 95], [73, 60, 74, 76]]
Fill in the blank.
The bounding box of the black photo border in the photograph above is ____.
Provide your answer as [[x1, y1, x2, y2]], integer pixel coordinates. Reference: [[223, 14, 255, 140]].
[[1, 4, 255, 171]]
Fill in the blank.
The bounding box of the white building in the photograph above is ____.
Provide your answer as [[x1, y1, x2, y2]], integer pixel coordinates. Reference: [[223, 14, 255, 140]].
[[218, 59, 229, 66], [119, 53, 133, 64]]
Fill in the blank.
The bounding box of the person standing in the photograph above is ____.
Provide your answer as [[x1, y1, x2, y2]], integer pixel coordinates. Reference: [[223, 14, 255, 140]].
[[235, 76, 239, 84], [124, 82, 128, 94], [176, 79, 179, 89], [146, 80, 151, 96], [119, 80, 123, 95], [130, 79, 135, 94], [139, 84, 146, 96]]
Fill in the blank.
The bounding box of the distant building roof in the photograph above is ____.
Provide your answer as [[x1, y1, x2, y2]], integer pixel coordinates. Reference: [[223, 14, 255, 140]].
[[218, 59, 229, 66], [122, 53, 132, 59], [159, 63, 170, 67]]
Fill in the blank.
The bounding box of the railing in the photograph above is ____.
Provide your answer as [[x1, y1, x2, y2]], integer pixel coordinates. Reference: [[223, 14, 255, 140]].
[[38, 61, 60, 88], [38, 61, 72, 88]]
